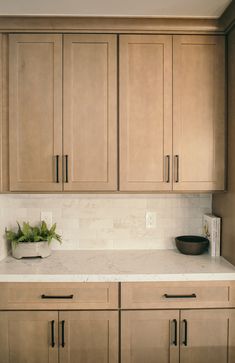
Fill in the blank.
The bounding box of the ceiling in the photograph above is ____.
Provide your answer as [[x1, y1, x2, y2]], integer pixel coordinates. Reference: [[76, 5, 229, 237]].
[[0, 0, 232, 18]]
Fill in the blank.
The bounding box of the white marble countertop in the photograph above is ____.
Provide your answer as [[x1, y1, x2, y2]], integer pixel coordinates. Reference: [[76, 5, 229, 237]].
[[0, 249, 235, 282]]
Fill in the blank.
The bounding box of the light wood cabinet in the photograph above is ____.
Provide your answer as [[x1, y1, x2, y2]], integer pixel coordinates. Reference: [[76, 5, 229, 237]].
[[9, 34, 63, 192], [121, 309, 235, 363], [119, 35, 173, 191], [59, 311, 118, 363], [63, 34, 117, 191], [173, 35, 225, 191], [8, 33, 117, 192], [119, 34, 225, 192], [180, 309, 234, 363], [121, 310, 179, 363], [0, 311, 58, 363]]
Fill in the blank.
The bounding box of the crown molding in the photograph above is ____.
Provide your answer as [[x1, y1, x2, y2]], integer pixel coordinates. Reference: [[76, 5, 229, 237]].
[[219, 0, 235, 32], [0, 16, 222, 34]]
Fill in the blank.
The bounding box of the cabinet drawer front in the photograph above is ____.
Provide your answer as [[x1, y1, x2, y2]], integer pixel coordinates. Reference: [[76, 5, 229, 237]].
[[121, 282, 231, 309], [0, 283, 118, 310]]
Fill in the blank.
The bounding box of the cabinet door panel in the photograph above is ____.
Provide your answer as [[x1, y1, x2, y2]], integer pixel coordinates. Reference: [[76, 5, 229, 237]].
[[9, 34, 63, 191], [63, 34, 117, 191], [173, 35, 225, 191], [180, 309, 230, 363], [59, 311, 118, 363], [121, 310, 179, 363], [119, 35, 172, 191], [0, 311, 58, 363]]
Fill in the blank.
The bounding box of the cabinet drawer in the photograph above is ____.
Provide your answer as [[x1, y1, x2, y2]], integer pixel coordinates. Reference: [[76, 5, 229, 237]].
[[0, 282, 118, 310], [121, 282, 232, 309]]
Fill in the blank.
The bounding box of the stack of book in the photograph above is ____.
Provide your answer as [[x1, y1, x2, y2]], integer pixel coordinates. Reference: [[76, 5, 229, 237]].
[[203, 214, 221, 257]]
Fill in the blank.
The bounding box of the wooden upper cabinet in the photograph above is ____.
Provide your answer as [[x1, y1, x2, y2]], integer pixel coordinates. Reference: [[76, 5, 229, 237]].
[[119, 35, 173, 191], [173, 35, 225, 191], [9, 34, 63, 191], [63, 34, 117, 191]]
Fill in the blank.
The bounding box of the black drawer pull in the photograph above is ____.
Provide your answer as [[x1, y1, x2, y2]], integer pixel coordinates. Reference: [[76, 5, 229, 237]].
[[51, 320, 55, 347], [164, 293, 196, 299], [41, 294, 74, 299]]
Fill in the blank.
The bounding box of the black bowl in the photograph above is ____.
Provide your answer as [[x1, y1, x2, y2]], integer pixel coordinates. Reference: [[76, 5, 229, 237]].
[[175, 235, 209, 255]]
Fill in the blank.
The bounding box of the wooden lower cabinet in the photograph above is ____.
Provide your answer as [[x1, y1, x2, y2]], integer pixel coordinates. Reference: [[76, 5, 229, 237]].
[[180, 309, 235, 363], [121, 310, 180, 363], [59, 311, 118, 363], [0, 310, 118, 363], [0, 311, 59, 363], [121, 309, 235, 363]]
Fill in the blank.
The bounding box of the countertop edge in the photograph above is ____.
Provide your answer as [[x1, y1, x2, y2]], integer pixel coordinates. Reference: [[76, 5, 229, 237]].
[[1, 273, 235, 282]]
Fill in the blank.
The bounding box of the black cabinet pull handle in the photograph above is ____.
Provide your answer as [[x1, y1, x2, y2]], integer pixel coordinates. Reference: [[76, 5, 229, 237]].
[[51, 320, 55, 347], [164, 293, 196, 299], [182, 319, 188, 346], [55, 155, 60, 183], [172, 319, 177, 346], [174, 155, 179, 183], [65, 155, 69, 183], [41, 294, 74, 299], [61, 320, 65, 347], [165, 155, 170, 183]]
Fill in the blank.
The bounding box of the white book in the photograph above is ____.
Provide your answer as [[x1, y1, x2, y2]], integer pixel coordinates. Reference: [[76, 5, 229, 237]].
[[203, 214, 221, 257]]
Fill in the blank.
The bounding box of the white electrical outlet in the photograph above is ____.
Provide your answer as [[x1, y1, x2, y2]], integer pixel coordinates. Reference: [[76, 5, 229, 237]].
[[146, 212, 156, 229], [41, 211, 52, 228]]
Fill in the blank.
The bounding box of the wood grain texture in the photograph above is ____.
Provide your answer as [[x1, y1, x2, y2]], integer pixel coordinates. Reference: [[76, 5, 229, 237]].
[[121, 310, 179, 363], [119, 35, 172, 191], [121, 281, 233, 309], [0, 282, 119, 310], [213, 27, 235, 264], [0, 16, 221, 34], [180, 309, 232, 363], [0, 311, 58, 363], [59, 311, 118, 363], [63, 34, 117, 191], [9, 34, 63, 191], [173, 35, 225, 191]]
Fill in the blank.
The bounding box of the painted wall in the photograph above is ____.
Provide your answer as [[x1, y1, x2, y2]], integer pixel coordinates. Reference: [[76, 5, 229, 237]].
[[213, 27, 235, 265], [0, 194, 211, 260], [0, 0, 230, 17]]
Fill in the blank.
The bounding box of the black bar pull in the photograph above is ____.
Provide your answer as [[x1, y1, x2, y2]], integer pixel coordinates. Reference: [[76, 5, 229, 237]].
[[65, 155, 68, 183], [182, 319, 188, 346], [164, 293, 196, 299], [61, 320, 65, 347], [165, 155, 170, 183], [51, 320, 55, 347], [174, 155, 179, 183], [172, 319, 177, 346], [55, 155, 59, 183], [41, 294, 74, 299]]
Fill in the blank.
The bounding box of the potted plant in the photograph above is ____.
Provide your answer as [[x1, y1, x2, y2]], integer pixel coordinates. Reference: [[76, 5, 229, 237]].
[[5, 221, 62, 259]]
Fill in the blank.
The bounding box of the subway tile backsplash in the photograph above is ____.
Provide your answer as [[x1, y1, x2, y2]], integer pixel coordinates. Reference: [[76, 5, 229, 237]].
[[0, 194, 212, 260]]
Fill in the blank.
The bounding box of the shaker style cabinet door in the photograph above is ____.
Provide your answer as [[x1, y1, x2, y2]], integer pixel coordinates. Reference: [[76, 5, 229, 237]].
[[121, 310, 179, 363], [59, 311, 118, 363], [0, 311, 58, 363], [173, 35, 225, 191], [63, 34, 117, 191], [180, 309, 234, 363], [119, 35, 173, 191], [9, 34, 63, 191]]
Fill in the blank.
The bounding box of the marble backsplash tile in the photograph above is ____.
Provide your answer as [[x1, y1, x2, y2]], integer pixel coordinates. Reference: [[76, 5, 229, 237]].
[[0, 194, 212, 260]]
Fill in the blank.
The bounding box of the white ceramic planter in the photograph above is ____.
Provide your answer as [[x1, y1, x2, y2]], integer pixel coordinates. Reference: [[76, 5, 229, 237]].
[[12, 241, 51, 259]]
